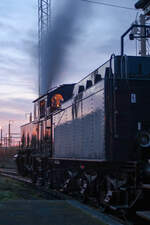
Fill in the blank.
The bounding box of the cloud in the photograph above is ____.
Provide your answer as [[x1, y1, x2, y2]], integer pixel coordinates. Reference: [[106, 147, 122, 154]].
[[0, 0, 139, 136], [0, 35, 38, 59], [0, 21, 18, 33]]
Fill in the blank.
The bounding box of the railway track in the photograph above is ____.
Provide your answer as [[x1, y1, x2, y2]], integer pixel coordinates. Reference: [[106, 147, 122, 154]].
[[0, 169, 31, 182], [0, 168, 150, 225]]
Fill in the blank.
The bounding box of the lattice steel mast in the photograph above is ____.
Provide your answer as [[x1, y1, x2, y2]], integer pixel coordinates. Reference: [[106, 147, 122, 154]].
[[38, 0, 51, 96]]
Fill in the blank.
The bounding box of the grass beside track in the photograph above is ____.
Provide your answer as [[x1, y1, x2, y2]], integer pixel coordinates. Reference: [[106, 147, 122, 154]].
[[0, 176, 49, 200]]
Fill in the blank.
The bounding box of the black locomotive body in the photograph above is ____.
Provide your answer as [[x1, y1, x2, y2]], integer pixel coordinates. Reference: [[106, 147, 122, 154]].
[[17, 55, 150, 209]]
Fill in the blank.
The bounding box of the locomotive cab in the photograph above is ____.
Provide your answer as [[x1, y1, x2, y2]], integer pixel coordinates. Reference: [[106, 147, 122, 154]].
[[105, 55, 150, 162]]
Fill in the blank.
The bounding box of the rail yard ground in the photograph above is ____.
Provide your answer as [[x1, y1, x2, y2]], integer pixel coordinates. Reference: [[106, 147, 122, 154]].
[[0, 147, 17, 169], [0, 176, 121, 225], [0, 148, 122, 225], [0, 200, 112, 225]]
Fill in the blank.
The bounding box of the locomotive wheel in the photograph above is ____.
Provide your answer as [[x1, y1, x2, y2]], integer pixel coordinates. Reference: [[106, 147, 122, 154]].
[[61, 170, 78, 194], [43, 171, 49, 189], [46, 169, 53, 189], [61, 171, 72, 193], [96, 177, 107, 208], [78, 175, 89, 203]]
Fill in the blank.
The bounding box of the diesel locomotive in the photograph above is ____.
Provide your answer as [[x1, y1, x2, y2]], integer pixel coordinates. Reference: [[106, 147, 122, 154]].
[[16, 25, 150, 211]]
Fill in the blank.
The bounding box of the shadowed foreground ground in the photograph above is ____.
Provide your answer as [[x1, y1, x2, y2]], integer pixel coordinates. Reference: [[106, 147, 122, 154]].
[[0, 148, 118, 225], [0, 176, 120, 225], [0, 200, 106, 225]]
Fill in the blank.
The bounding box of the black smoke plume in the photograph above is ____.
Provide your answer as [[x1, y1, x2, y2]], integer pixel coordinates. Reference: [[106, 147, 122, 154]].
[[40, 0, 91, 95]]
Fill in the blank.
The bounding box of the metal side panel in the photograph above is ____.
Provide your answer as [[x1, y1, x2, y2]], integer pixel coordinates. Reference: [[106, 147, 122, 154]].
[[81, 84, 105, 159], [54, 107, 74, 158], [53, 81, 105, 160], [93, 89, 105, 159]]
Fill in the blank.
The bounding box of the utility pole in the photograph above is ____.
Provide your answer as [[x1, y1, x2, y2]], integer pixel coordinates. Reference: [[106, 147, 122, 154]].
[[6, 136, 8, 148], [8, 120, 13, 147], [135, 1, 150, 55], [0, 127, 2, 146], [140, 14, 147, 56], [8, 122, 11, 147], [1, 128, 2, 146], [38, 0, 51, 96], [25, 112, 32, 123]]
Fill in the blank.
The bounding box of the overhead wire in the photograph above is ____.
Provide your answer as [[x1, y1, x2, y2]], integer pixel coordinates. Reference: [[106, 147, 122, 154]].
[[81, 0, 137, 11]]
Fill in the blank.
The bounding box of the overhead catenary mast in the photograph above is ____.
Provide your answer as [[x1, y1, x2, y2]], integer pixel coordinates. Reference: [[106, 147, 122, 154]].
[[38, 0, 51, 96], [135, 0, 150, 56]]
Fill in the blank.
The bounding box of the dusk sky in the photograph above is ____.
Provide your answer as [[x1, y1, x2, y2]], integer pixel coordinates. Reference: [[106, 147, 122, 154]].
[[0, 0, 139, 137]]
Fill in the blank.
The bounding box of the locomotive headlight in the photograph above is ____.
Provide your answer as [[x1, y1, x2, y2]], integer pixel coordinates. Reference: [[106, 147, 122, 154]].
[[137, 131, 150, 148]]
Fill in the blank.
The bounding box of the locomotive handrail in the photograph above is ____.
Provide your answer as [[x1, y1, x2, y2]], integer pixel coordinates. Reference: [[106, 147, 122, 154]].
[[121, 24, 150, 56], [109, 54, 115, 77]]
